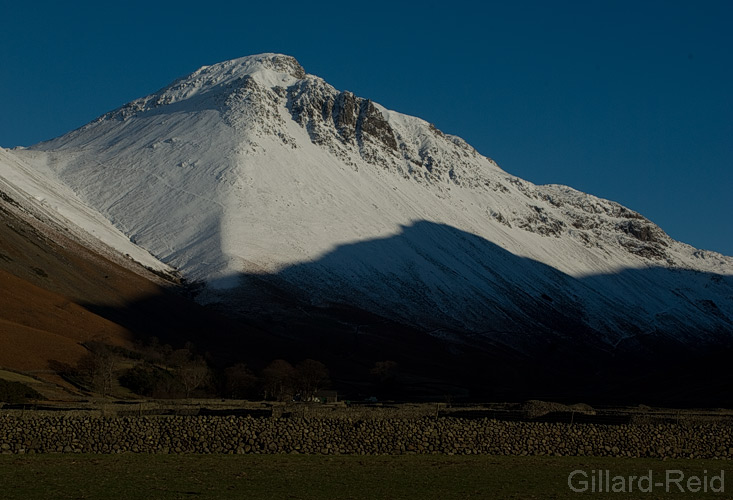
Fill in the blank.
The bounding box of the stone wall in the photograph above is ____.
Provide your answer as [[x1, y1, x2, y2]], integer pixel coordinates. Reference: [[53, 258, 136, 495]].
[[1, 414, 732, 458]]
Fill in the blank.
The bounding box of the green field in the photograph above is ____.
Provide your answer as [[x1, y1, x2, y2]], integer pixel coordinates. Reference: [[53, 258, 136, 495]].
[[0, 454, 730, 499]]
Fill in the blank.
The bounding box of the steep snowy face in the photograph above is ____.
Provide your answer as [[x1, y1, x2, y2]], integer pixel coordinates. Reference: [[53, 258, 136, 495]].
[[30, 53, 515, 284], [27, 54, 312, 283], [0, 147, 172, 276], [27, 53, 733, 347]]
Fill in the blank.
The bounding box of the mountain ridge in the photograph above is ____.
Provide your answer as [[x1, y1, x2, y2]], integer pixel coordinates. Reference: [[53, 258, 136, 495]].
[[4, 53, 731, 353]]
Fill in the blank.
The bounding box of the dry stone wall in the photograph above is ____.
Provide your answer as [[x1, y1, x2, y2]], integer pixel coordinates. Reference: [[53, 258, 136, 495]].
[[1, 414, 733, 458]]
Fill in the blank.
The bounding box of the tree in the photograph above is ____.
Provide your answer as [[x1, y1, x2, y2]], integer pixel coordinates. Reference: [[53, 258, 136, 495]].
[[261, 359, 295, 401], [77, 344, 116, 397], [176, 358, 210, 398], [294, 359, 329, 400], [224, 363, 258, 399], [370, 360, 399, 397], [119, 364, 181, 398], [370, 360, 398, 383], [167, 347, 194, 368]]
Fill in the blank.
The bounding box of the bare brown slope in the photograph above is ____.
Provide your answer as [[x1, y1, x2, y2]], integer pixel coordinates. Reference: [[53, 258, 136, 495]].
[[0, 268, 131, 370], [0, 188, 275, 392], [0, 196, 168, 308], [0, 192, 164, 386], [0, 191, 192, 387]]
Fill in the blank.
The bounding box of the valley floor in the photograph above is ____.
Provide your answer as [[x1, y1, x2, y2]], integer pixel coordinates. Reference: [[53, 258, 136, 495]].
[[1, 454, 729, 499]]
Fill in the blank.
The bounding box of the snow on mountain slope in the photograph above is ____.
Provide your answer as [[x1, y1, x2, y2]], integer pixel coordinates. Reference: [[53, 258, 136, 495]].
[[23, 53, 733, 347], [0, 147, 173, 277]]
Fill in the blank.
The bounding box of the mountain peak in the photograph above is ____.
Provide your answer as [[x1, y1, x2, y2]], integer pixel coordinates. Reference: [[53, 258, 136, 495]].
[[95, 54, 307, 121], [176, 53, 308, 97], [195, 53, 307, 82]]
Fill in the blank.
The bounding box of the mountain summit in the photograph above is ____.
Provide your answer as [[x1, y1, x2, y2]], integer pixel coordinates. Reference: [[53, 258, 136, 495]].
[[9, 53, 733, 363]]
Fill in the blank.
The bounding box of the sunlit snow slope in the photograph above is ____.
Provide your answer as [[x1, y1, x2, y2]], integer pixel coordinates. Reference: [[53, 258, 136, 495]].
[[0, 147, 172, 276], [19, 53, 733, 347]]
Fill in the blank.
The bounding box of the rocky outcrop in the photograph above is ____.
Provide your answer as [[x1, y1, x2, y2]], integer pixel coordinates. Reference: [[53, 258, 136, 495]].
[[288, 81, 398, 162]]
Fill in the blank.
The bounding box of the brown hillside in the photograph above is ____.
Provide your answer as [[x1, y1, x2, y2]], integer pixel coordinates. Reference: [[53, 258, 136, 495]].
[[0, 192, 178, 388], [0, 268, 132, 370], [1, 189, 275, 393]]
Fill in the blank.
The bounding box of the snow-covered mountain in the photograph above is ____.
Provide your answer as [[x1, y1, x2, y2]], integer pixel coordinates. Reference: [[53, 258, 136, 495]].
[[8, 53, 733, 354]]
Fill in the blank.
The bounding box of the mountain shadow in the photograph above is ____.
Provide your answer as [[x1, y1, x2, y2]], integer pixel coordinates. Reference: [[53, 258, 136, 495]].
[[81, 220, 733, 407]]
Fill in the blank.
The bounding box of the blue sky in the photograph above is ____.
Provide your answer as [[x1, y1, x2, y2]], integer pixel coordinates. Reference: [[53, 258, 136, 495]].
[[1, 0, 731, 255]]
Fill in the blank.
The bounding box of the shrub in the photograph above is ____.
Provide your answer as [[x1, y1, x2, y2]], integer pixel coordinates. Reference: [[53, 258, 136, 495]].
[[120, 364, 182, 398], [0, 379, 44, 404]]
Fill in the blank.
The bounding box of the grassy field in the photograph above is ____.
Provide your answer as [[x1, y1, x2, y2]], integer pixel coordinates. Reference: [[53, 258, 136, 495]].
[[0, 454, 730, 499]]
